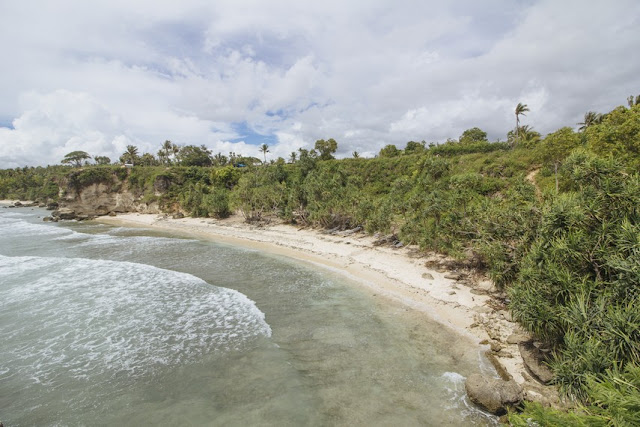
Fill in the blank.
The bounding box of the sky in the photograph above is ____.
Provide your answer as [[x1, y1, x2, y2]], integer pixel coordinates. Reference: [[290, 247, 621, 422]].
[[1, 0, 639, 168]]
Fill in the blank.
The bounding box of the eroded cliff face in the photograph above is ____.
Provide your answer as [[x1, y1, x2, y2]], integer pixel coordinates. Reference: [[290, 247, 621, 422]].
[[56, 175, 162, 219]]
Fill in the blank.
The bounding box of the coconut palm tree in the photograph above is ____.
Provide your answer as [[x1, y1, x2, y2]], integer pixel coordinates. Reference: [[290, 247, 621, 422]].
[[514, 103, 530, 147], [352, 151, 360, 158], [160, 140, 174, 164], [120, 145, 139, 165], [259, 144, 269, 164], [578, 111, 598, 131]]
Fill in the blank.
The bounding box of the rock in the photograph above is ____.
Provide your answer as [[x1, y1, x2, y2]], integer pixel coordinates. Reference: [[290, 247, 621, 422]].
[[498, 310, 513, 322], [46, 202, 58, 210], [421, 272, 434, 280], [444, 273, 462, 280], [13, 201, 22, 206], [472, 306, 492, 314], [506, 333, 531, 345], [465, 374, 523, 415], [38, 203, 46, 208], [490, 342, 503, 353], [43, 216, 52, 222], [519, 342, 554, 384], [53, 208, 77, 220], [172, 212, 185, 219], [108, 211, 117, 216]]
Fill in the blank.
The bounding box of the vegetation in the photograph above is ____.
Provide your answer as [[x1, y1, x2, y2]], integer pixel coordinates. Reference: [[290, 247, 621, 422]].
[[61, 150, 91, 167], [3, 98, 640, 423]]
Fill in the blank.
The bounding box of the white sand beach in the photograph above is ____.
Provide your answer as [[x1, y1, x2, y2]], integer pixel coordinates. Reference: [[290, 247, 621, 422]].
[[95, 212, 554, 402]]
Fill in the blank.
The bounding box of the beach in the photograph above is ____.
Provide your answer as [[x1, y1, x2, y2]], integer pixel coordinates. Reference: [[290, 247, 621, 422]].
[[96, 212, 541, 393]]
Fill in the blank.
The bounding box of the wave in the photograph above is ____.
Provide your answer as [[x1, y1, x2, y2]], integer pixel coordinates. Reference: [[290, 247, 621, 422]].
[[0, 255, 271, 385], [0, 214, 76, 238]]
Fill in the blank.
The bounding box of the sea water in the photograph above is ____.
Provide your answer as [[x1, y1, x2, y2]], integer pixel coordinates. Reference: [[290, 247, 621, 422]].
[[0, 207, 497, 426]]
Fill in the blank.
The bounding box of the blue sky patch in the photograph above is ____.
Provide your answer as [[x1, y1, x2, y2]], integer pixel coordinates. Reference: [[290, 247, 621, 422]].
[[0, 118, 14, 129], [231, 121, 277, 146]]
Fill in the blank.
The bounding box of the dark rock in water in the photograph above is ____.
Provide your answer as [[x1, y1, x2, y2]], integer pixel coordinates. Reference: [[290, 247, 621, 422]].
[[519, 342, 554, 384], [43, 216, 52, 222], [172, 212, 185, 219], [46, 202, 59, 210], [465, 373, 523, 415], [14, 201, 22, 206], [52, 208, 77, 220]]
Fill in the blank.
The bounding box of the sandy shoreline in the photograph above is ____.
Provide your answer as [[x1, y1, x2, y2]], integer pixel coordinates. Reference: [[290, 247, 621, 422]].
[[94, 213, 551, 395]]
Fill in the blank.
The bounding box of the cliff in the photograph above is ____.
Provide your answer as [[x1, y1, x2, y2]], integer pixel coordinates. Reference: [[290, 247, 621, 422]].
[[52, 168, 164, 219]]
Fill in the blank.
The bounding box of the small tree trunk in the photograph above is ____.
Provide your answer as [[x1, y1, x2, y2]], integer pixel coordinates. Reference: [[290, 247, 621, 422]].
[[554, 162, 559, 193]]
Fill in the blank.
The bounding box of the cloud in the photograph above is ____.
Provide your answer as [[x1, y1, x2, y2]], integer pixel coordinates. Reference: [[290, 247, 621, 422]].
[[1, 0, 639, 167]]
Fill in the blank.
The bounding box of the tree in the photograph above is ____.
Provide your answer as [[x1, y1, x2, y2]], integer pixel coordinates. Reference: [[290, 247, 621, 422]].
[[352, 151, 360, 158], [119, 145, 140, 165], [314, 138, 338, 160], [539, 127, 581, 192], [177, 145, 213, 166], [94, 155, 111, 165], [459, 128, 488, 145], [259, 144, 270, 164], [158, 140, 177, 165], [379, 144, 401, 157], [404, 141, 425, 154], [515, 103, 530, 147], [585, 104, 640, 169], [289, 151, 297, 163], [139, 152, 158, 166], [518, 125, 541, 147], [61, 151, 91, 167], [578, 111, 599, 131], [212, 152, 228, 167]]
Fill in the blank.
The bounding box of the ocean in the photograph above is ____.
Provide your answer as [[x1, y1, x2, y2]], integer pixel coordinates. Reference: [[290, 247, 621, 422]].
[[0, 206, 497, 426]]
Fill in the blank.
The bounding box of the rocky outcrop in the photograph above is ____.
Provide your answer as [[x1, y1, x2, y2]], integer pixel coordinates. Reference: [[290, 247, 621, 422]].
[[56, 174, 163, 220], [465, 373, 523, 415], [519, 341, 554, 384]]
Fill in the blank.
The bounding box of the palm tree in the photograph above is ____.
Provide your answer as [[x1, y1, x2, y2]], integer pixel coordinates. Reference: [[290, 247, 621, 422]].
[[120, 145, 139, 165], [514, 103, 529, 147], [159, 140, 173, 164], [578, 111, 598, 131], [518, 125, 541, 147], [352, 151, 360, 158], [259, 144, 269, 164], [289, 151, 297, 163]]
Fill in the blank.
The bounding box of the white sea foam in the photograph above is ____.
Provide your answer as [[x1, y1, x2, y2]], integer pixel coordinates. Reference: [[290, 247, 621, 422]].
[[440, 372, 498, 424], [0, 255, 271, 385], [0, 214, 77, 238]]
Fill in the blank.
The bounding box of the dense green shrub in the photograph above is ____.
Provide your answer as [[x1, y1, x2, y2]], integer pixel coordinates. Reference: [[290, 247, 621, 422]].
[[510, 151, 640, 398]]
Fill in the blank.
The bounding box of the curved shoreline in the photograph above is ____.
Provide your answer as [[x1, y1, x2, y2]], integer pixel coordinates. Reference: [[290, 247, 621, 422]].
[[94, 213, 552, 395]]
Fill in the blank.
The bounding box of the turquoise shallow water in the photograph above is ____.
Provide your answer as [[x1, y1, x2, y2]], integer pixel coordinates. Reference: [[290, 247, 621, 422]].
[[0, 207, 497, 426]]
